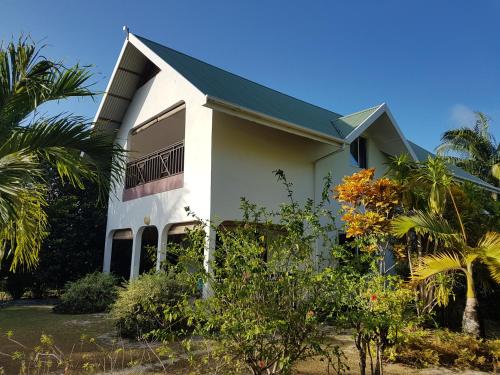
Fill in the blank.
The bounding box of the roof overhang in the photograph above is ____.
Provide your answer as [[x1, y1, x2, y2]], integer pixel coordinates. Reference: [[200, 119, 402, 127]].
[[204, 95, 345, 146], [92, 34, 199, 133], [344, 103, 418, 161], [453, 175, 500, 194]]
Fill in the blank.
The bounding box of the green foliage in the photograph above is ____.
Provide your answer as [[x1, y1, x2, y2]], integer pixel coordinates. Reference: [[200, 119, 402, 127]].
[[0, 169, 107, 299], [436, 111, 499, 186], [110, 271, 192, 340], [53, 272, 118, 314], [172, 171, 345, 375], [32, 170, 107, 294], [0, 37, 125, 271], [321, 260, 417, 375], [392, 328, 500, 371]]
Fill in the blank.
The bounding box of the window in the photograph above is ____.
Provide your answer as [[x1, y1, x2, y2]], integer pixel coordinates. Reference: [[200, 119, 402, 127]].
[[350, 137, 367, 168]]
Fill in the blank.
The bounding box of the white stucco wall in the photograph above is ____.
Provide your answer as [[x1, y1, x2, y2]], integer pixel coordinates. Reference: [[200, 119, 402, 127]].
[[106, 65, 213, 238], [210, 111, 335, 221], [313, 132, 390, 266]]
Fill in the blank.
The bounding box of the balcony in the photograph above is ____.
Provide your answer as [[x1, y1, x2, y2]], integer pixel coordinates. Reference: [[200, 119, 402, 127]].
[[123, 141, 184, 200]]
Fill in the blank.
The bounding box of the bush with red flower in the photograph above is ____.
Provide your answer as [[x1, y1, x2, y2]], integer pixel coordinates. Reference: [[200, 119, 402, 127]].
[[321, 267, 416, 375]]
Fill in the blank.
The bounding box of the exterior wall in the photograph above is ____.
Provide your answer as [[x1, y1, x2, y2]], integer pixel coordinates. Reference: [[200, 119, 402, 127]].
[[313, 132, 390, 266], [106, 66, 213, 240], [314, 133, 390, 224], [104, 62, 392, 276], [210, 111, 335, 221]]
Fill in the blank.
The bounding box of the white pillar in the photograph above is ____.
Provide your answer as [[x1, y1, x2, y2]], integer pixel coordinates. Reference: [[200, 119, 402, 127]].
[[103, 231, 114, 273], [130, 227, 142, 280], [156, 225, 169, 271], [202, 226, 216, 298]]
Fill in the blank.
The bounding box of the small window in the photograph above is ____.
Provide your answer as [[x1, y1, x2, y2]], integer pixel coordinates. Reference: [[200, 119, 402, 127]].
[[350, 137, 367, 168]]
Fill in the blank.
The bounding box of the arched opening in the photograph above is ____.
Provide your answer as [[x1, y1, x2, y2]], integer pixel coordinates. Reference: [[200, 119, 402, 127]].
[[110, 229, 133, 280], [160, 222, 202, 269], [139, 226, 158, 274]]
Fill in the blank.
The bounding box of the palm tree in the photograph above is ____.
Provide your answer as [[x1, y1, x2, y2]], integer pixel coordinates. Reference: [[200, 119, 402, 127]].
[[0, 37, 124, 270], [392, 211, 500, 336], [436, 111, 499, 186]]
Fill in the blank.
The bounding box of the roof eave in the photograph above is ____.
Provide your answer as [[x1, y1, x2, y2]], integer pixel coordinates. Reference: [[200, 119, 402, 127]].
[[344, 103, 419, 162], [452, 175, 500, 194], [204, 95, 345, 146], [92, 38, 129, 128]]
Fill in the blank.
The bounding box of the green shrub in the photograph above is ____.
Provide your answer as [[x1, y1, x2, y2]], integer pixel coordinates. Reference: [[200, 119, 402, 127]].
[[53, 272, 118, 314], [392, 328, 500, 371], [110, 272, 191, 339]]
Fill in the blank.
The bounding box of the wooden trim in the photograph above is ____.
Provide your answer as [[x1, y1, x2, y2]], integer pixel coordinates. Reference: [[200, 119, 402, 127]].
[[122, 173, 184, 201]]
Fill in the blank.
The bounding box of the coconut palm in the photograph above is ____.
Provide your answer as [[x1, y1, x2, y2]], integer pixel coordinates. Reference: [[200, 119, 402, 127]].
[[436, 111, 499, 186], [392, 211, 500, 336], [0, 37, 124, 270]]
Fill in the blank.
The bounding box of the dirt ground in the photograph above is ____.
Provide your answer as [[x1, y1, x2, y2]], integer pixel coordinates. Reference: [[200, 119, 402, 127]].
[[0, 304, 491, 375]]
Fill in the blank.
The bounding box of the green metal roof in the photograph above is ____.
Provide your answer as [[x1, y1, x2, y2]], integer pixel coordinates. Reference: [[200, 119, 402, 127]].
[[133, 35, 498, 193], [407, 141, 500, 193], [332, 105, 381, 138], [136, 35, 344, 139]]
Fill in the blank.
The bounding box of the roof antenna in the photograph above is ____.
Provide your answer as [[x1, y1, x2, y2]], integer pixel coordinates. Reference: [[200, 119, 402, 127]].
[[122, 25, 130, 40]]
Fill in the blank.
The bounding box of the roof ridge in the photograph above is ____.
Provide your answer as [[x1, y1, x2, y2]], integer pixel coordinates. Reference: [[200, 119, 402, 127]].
[[336, 104, 382, 119], [134, 34, 342, 118]]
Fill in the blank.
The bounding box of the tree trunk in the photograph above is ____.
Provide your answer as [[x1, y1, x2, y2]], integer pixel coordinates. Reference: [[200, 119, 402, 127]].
[[355, 332, 367, 375], [462, 297, 481, 337], [462, 267, 481, 337]]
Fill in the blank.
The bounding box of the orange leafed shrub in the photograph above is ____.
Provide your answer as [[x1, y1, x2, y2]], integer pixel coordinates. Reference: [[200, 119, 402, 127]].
[[334, 168, 401, 240]]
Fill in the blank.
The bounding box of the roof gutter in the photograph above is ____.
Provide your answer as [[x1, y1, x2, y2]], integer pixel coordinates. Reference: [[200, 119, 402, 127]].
[[452, 175, 500, 194], [204, 95, 346, 146]]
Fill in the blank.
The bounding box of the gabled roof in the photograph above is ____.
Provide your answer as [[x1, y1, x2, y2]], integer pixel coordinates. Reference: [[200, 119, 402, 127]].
[[407, 141, 500, 193], [94, 33, 498, 193], [332, 105, 381, 138], [135, 35, 345, 141]]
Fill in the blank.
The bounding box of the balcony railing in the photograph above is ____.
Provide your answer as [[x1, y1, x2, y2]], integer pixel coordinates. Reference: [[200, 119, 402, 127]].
[[125, 141, 184, 189]]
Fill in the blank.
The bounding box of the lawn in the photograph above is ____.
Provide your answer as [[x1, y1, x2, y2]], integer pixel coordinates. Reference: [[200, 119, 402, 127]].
[[0, 304, 115, 374], [0, 304, 492, 374]]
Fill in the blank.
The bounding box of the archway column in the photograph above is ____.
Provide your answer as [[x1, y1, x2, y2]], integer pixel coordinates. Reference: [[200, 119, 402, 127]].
[[202, 226, 216, 298], [103, 230, 114, 273], [130, 227, 144, 279], [156, 224, 170, 271]]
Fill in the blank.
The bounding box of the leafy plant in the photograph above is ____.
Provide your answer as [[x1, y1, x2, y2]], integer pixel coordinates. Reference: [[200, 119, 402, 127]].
[[436, 111, 499, 186], [392, 211, 500, 336], [333, 168, 401, 275], [322, 264, 416, 375], [0, 37, 125, 271], [110, 271, 192, 340], [172, 171, 345, 375], [53, 272, 118, 314]]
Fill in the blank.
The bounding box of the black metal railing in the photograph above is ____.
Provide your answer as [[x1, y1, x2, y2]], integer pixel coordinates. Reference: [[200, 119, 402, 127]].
[[125, 141, 184, 189]]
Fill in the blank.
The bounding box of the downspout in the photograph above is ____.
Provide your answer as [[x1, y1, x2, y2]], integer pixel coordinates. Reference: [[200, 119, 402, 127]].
[[312, 144, 345, 270]]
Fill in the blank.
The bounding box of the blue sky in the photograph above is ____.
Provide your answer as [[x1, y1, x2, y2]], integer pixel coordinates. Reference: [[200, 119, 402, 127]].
[[1, 0, 499, 151]]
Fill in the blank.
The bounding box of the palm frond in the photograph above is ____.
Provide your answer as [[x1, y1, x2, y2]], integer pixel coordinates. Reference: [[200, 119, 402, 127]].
[[391, 210, 462, 246], [492, 163, 500, 181], [0, 185, 48, 270], [0, 37, 94, 128], [0, 152, 41, 225], [412, 252, 465, 281], [477, 232, 500, 283], [1, 116, 126, 201]]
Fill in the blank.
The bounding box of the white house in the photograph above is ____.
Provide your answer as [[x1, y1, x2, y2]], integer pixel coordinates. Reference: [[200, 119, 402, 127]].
[[94, 33, 499, 280]]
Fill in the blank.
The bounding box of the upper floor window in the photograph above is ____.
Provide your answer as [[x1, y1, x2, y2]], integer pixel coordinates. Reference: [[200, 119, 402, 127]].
[[350, 137, 367, 168]]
